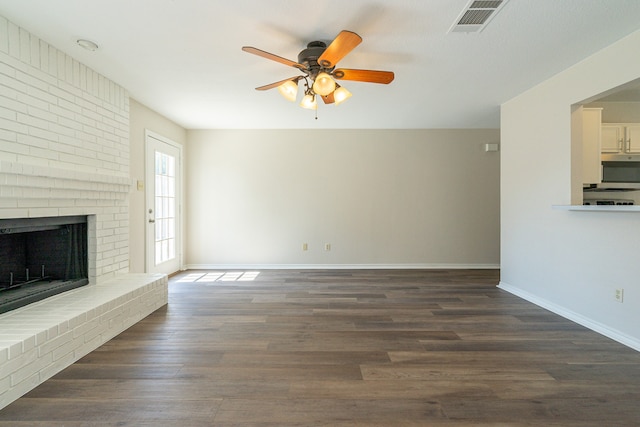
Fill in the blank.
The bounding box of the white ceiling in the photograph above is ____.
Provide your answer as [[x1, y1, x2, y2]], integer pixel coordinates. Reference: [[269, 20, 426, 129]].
[[1, 0, 640, 130]]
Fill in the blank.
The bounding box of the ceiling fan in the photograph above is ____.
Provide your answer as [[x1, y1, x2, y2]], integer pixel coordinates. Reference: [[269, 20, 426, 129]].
[[242, 30, 394, 110]]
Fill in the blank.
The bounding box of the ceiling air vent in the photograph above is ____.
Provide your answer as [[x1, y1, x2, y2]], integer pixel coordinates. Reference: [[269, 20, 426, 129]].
[[448, 0, 509, 33]]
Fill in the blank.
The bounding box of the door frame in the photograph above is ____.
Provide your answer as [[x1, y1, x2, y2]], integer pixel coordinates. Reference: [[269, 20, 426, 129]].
[[144, 129, 184, 274]]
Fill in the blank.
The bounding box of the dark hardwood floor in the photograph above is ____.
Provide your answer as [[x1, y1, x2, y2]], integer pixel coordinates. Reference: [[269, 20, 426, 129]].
[[2, 269, 640, 426]]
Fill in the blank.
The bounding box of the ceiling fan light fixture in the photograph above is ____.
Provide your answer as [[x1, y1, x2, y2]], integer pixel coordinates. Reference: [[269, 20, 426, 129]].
[[333, 85, 352, 105], [312, 72, 336, 96], [300, 93, 317, 110], [277, 79, 298, 102], [243, 30, 394, 113]]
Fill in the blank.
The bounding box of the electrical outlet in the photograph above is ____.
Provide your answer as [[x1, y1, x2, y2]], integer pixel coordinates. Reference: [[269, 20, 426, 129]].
[[302, 243, 308, 251], [325, 243, 331, 251], [615, 288, 624, 303]]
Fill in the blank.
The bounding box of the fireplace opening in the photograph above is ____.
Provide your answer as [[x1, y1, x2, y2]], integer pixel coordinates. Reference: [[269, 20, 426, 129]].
[[0, 216, 89, 314]]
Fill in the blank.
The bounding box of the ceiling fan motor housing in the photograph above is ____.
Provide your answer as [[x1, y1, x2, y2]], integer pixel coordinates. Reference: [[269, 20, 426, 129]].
[[298, 41, 333, 76]]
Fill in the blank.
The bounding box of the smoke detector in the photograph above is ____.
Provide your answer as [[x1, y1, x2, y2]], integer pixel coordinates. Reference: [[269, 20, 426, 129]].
[[77, 39, 99, 51], [449, 0, 510, 33]]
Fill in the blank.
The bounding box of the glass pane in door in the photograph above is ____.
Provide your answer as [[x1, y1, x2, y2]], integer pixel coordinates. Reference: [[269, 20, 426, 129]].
[[154, 151, 176, 265]]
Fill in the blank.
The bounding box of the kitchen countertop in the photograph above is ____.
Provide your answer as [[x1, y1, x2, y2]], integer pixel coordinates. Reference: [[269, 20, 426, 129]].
[[553, 205, 640, 212]]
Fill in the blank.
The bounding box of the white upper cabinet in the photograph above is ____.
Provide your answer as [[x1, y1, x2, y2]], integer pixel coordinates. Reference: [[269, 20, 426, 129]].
[[601, 124, 623, 153], [626, 124, 640, 153], [602, 123, 640, 154]]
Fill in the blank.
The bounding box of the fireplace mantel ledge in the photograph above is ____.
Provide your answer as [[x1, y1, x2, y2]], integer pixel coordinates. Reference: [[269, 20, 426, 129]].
[[0, 160, 131, 206], [0, 273, 168, 410], [0, 160, 131, 187]]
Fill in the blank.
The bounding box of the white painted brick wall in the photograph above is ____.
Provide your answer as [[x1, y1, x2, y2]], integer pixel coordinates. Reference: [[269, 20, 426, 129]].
[[0, 16, 131, 283], [0, 16, 169, 410]]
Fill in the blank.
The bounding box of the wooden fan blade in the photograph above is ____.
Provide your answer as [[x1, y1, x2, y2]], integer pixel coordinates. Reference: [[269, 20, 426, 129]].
[[242, 46, 305, 70], [333, 68, 394, 84], [255, 76, 301, 91], [317, 30, 362, 68], [321, 92, 335, 104]]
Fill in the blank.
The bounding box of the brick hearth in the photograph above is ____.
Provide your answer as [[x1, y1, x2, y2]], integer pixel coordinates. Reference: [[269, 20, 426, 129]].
[[0, 273, 168, 409]]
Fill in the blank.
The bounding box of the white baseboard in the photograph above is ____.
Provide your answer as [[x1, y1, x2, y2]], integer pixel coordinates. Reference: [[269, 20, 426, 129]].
[[498, 281, 640, 352], [184, 263, 500, 270]]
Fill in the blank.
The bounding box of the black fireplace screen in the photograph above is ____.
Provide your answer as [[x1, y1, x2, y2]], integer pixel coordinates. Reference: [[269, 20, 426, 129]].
[[0, 216, 89, 314]]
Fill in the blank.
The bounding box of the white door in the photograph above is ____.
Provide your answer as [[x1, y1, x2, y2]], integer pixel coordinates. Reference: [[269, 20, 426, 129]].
[[145, 131, 182, 275]]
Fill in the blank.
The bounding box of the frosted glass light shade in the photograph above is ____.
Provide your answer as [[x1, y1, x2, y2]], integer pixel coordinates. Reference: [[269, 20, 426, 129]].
[[333, 86, 352, 105], [278, 80, 298, 102], [312, 72, 336, 96], [300, 93, 317, 110]]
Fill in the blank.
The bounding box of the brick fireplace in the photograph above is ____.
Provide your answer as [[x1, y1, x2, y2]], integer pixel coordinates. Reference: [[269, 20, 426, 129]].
[[0, 215, 89, 314], [0, 16, 168, 408]]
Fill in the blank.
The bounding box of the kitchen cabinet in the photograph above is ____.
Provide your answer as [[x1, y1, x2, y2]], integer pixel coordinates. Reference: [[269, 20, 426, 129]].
[[582, 108, 602, 184], [602, 123, 640, 154], [627, 125, 640, 153]]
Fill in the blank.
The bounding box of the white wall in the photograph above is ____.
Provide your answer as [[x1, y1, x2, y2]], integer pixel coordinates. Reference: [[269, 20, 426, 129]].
[[129, 99, 186, 273], [186, 129, 500, 268], [500, 30, 640, 350], [586, 101, 640, 123]]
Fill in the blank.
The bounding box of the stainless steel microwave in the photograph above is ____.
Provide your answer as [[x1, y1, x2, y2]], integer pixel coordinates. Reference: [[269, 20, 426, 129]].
[[598, 154, 640, 190]]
